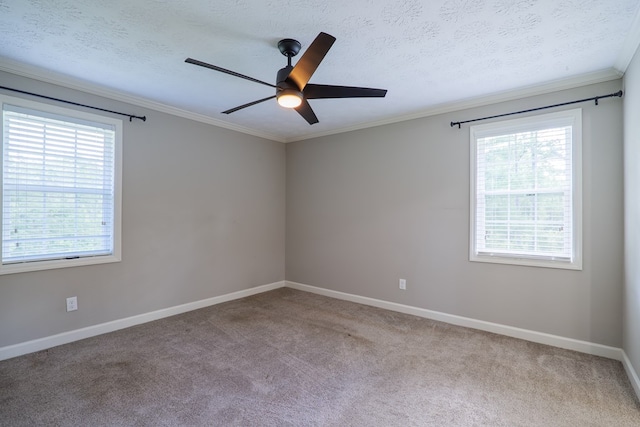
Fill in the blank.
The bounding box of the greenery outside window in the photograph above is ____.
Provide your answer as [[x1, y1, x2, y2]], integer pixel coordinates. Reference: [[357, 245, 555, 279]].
[[1, 95, 122, 275], [469, 109, 582, 270]]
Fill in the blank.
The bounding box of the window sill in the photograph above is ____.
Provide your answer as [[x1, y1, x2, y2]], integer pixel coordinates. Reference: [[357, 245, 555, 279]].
[[470, 253, 582, 270], [0, 254, 121, 275]]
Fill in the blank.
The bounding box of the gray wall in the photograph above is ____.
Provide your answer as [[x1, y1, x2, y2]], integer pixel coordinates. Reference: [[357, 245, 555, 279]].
[[286, 80, 624, 347], [624, 47, 640, 378], [1, 71, 626, 352], [0, 72, 286, 347]]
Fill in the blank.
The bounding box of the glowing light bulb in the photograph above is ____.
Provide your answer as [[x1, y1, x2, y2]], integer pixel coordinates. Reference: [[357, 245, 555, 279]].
[[277, 89, 303, 108]]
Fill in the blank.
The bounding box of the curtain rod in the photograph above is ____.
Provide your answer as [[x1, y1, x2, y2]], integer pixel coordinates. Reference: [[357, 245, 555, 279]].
[[0, 85, 147, 122], [450, 90, 623, 129]]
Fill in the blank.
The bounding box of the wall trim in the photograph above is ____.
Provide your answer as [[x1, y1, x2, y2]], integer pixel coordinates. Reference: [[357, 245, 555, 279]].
[[0, 60, 621, 144], [285, 281, 623, 361], [0, 59, 286, 143], [3, 278, 636, 402], [0, 281, 286, 361], [284, 68, 622, 143], [622, 351, 640, 400], [1, 278, 629, 362]]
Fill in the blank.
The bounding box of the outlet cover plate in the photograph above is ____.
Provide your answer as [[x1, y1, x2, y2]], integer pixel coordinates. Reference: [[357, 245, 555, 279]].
[[66, 296, 78, 312]]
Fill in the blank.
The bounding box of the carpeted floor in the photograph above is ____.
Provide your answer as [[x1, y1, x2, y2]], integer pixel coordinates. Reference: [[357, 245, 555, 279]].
[[1, 288, 638, 426]]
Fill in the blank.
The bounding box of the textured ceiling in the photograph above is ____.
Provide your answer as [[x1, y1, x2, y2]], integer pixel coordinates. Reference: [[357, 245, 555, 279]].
[[1, 0, 639, 142]]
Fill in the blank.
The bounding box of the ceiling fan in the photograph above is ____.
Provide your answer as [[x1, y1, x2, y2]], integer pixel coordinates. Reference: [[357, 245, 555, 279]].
[[185, 32, 387, 125]]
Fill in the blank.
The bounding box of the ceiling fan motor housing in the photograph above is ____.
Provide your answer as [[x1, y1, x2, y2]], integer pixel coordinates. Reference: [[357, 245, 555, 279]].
[[277, 66, 295, 89]]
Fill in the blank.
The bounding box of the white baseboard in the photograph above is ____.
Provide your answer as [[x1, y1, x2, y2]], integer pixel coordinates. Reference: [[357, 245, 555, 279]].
[[0, 281, 286, 361], [622, 351, 640, 400], [3, 279, 638, 402], [288, 278, 638, 400], [285, 281, 623, 361]]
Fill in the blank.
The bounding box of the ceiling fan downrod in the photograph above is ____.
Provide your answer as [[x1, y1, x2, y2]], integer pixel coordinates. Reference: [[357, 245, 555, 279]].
[[277, 38, 302, 67]]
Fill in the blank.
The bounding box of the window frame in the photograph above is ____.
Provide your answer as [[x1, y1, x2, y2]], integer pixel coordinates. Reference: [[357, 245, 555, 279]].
[[0, 94, 122, 275], [469, 108, 582, 270]]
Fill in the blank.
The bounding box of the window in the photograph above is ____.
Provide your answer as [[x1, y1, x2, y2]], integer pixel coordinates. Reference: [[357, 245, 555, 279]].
[[470, 109, 582, 270], [1, 95, 122, 274]]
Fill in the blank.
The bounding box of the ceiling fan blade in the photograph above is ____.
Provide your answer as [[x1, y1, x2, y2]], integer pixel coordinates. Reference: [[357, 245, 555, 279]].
[[287, 32, 336, 91], [222, 96, 276, 114], [295, 99, 319, 125], [304, 84, 387, 99], [185, 58, 276, 88]]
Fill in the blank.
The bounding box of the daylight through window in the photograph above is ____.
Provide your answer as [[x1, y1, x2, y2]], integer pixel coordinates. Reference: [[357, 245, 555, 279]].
[[470, 109, 582, 270], [1, 95, 122, 274]]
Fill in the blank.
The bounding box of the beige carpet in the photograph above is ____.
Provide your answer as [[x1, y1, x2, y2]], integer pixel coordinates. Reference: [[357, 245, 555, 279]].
[[1, 288, 638, 426]]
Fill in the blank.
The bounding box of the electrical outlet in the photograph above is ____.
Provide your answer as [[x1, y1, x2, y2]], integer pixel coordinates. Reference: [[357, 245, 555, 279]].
[[66, 296, 78, 312], [399, 279, 406, 290]]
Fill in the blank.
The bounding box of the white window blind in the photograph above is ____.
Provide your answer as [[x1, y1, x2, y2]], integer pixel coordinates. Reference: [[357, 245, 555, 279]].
[[470, 109, 582, 269], [2, 103, 117, 266]]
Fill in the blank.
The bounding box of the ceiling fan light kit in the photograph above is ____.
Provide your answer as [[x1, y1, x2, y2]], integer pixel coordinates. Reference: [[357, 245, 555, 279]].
[[185, 32, 387, 125], [277, 89, 303, 108]]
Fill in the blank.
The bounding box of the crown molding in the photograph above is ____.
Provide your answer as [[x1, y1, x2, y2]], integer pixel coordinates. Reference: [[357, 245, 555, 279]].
[[0, 59, 622, 145], [0, 59, 286, 143], [285, 68, 623, 142]]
